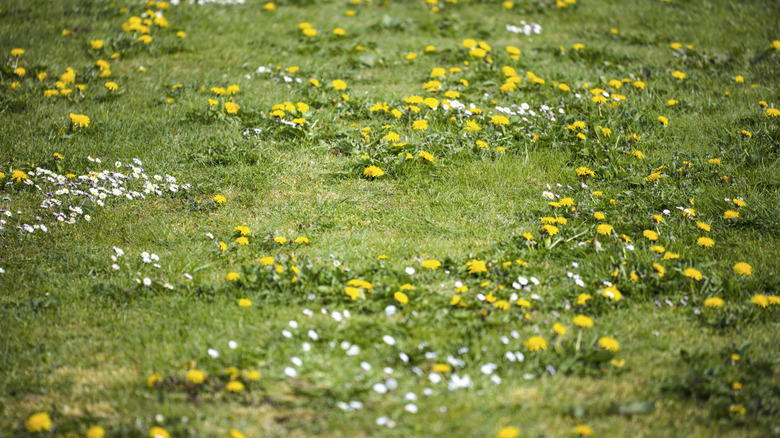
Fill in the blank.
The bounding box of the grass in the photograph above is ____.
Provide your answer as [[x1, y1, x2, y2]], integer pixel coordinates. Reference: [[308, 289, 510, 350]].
[[1, 0, 780, 436]]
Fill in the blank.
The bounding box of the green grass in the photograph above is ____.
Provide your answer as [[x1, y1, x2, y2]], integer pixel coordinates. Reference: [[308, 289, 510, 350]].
[[1, 0, 780, 436]]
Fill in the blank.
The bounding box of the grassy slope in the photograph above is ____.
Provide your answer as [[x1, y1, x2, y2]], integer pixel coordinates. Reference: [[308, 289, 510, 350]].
[[1, 0, 779, 436]]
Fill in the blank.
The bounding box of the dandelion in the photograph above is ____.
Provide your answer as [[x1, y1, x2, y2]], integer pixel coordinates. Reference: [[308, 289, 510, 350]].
[[658, 116, 669, 126], [464, 120, 482, 132], [683, 268, 702, 281], [363, 166, 384, 178], [70, 113, 91, 128], [553, 323, 566, 335], [149, 426, 170, 438], [671, 70, 686, 80], [573, 315, 594, 328], [598, 337, 619, 352], [576, 166, 595, 177], [226, 380, 245, 392], [497, 427, 519, 438], [696, 222, 711, 232], [696, 237, 714, 248], [25, 412, 52, 432], [491, 115, 509, 126], [723, 210, 739, 219], [235, 237, 249, 245], [226, 272, 240, 281], [260, 256, 274, 266], [751, 294, 768, 308], [494, 300, 510, 310], [524, 336, 548, 352], [417, 151, 435, 163], [466, 259, 487, 274], [394, 292, 409, 304], [11, 170, 29, 182], [146, 373, 162, 387], [703, 297, 724, 308], [643, 230, 659, 241], [238, 298, 252, 308], [412, 119, 429, 130], [295, 236, 309, 243], [596, 224, 614, 235], [766, 108, 780, 118], [573, 425, 594, 436], [87, 426, 106, 438], [383, 131, 400, 142], [90, 40, 104, 50], [422, 259, 441, 270], [576, 294, 592, 306], [332, 79, 347, 90], [225, 102, 239, 114], [214, 195, 227, 204], [345, 286, 360, 300], [733, 262, 752, 276], [602, 286, 622, 301], [274, 236, 287, 244], [186, 369, 205, 384]]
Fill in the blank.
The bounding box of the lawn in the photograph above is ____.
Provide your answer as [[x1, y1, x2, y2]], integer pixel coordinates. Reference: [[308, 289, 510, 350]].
[[1, 0, 779, 436]]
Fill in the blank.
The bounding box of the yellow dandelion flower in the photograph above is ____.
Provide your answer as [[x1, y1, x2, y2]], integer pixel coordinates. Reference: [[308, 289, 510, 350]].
[[422, 259, 441, 270], [525, 336, 548, 352], [697, 237, 715, 248], [733, 262, 752, 276], [146, 373, 162, 388], [149, 426, 170, 438], [332, 79, 347, 90], [226, 380, 245, 392], [259, 257, 274, 266], [573, 425, 594, 436], [87, 426, 106, 438], [25, 412, 52, 433], [573, 315, 594, 328], [466, 259, 487, 274], [596, 224, 614, 235], [751, 294, 768, 308], [576, 294, 592, 306], [643, 230, 659, 241], [186, 369, 205, 384], [363, 165, 384, 178], [598, 337, 619, 352], [683, 268, 703, 281], [69, 113, 91, 128], [224, 102, 239, 114]]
